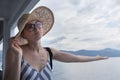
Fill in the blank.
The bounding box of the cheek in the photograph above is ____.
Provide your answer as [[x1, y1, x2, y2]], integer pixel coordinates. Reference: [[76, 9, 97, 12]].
[[42, 29, 46, 35], [21, 31, 29, 39], [41, 29, 44, 35]]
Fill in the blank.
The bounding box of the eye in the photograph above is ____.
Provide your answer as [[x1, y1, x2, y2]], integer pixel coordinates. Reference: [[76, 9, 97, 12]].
[[25, 24, 35, 31]]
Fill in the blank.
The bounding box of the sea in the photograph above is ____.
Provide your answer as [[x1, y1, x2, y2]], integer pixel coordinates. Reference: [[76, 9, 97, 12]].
[[52, 57, 120, 80], [0, 57, 120, 80]]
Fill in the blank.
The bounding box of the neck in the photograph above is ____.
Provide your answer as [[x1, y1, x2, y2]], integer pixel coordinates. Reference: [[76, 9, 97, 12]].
[[27, 41, 42, 52]]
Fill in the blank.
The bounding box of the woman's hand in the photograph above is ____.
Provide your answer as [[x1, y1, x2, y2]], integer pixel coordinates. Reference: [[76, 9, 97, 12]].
[[95, 55, 108, 60], [8, 37, 23, 56]]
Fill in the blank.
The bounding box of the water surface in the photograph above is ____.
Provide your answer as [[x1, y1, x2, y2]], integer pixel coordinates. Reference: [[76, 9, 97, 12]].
[[52, 57, 120, 80]]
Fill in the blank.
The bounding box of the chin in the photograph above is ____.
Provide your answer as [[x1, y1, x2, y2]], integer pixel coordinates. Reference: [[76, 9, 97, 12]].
[[36, 36, 42, 40]]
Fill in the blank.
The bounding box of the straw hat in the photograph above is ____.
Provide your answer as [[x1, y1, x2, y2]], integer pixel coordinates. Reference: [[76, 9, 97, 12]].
[[15, 6, 54, 45]]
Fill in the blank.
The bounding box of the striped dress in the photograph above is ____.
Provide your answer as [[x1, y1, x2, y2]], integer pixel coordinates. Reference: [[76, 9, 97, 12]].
[[20, 59, 52, 80]]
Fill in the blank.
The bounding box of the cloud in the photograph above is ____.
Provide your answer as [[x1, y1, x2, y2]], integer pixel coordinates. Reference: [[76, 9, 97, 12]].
[[36, 0, 120, 50], [44, 36, 66, 44], [69, 0, 80, 4]]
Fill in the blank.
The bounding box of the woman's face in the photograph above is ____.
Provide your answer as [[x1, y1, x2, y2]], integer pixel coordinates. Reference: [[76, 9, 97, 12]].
[[22, 20, 43, 41]]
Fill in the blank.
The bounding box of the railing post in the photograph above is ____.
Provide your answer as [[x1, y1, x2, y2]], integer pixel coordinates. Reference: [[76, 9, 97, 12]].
[[2, 19, 10, 80]]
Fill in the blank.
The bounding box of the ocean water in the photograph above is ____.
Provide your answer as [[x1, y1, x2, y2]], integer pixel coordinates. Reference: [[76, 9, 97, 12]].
[[52, 57, 120, 80], [0, 57, 120, 80]]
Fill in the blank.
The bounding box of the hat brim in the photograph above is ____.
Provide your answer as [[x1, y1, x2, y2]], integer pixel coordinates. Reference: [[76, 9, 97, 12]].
[[15, 6, 54, 45]]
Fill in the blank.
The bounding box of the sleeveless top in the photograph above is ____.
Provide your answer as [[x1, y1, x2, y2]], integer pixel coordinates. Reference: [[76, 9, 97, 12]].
[[20, 48, 53, 80]]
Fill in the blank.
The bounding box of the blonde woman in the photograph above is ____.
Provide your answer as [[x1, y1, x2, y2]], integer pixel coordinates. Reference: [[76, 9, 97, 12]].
[[4, 6, 108, 80]]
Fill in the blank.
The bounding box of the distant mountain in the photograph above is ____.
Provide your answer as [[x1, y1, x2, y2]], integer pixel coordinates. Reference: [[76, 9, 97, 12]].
[[61, 48, 120, 57]]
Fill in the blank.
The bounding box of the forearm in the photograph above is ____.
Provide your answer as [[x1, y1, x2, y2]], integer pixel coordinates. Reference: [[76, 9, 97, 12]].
[[58, 55, 98, 62], [73, 55, 99, 62], [4, 50, 22, 80]]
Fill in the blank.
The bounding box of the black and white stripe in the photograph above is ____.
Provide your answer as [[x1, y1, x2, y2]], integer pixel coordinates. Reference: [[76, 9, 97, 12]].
[[20, 60, 52, 80]]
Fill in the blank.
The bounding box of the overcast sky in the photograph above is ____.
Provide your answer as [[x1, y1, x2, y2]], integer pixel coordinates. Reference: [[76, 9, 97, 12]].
[[32, 0, 120, 50], [1, 0, 120, 51]]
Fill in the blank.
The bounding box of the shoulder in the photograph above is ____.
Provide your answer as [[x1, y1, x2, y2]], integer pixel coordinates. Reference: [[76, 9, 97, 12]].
[[48, 47, 61, 53], [44, 47, 63, 56]]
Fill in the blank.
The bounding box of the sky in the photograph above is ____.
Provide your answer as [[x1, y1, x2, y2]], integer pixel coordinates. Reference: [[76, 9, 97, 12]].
[[1, 0, 120, 51], [32, 0, 120, 50]]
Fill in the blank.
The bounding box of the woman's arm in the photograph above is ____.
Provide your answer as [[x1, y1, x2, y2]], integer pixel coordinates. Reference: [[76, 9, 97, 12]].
[[50, 48, 108, 62], [4, 38, 23, 80]]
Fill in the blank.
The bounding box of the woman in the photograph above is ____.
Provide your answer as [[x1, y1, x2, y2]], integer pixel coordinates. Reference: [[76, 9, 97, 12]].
[[4, 6, 108, 80]]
